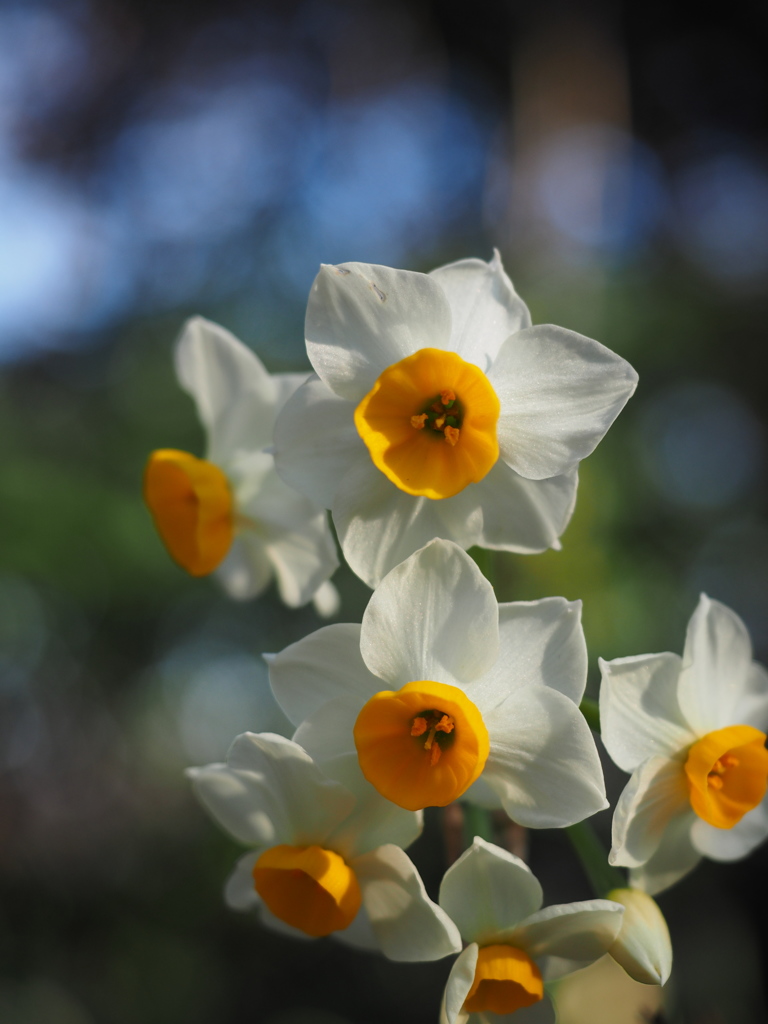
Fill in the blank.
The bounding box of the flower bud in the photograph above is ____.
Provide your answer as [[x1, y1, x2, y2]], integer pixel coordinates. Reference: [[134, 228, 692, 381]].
[[607, 888, 672, 986]]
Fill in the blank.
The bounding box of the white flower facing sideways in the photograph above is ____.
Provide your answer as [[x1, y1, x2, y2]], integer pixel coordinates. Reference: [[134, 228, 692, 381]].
[[267, 538, 607, 826], [273, 251, 638, 587], [143, 317, 339, 614], [439, 837, 624, 1024], [187, 731, 461, 961], [600, 594, 768, 896]]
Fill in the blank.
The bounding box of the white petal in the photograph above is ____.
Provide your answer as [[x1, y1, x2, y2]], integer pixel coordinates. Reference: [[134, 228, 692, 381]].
[[352, 845, 462, 961], [473, 598, 587, 709], [507, 900, 624, 964], [265, 520, 339, 609], [215, 533, 273, 601], [292, 699, 361, 784], [443, 460, 578, 555], [174, 316, 276, 463], [610, 757, 690, 868], [191, 732, 355, 847], [224, 850, 261, 911], [439, 837, 543, 943], [186, 763, 277, 846], [332, 456, 475, 588], [488, 325, 638, 480], [333, 461, 575, 588], [690, 790, 768, 861], [462, 775, 505, 810], [226, 452, 340, 608], [599, 652, 695, 774], [678, 594, 757, 734], [305, 262, 452, 401], [235, 456, 322, 532], [733, 661, 768, 732], [268, 624, 380, 727], [440, 944, 478, 1024], [325, 775, 423, 860], [360, 539, 499, 688], [272, 371, 311, 415], [273, 376, 366, 509], [332, 905, 380, 952], [429, 250, 531, 371], [481, 687, 607, 828], [607, 888, 672, 986], [312, 580, 341, 618], [628, 811, 700, 896]]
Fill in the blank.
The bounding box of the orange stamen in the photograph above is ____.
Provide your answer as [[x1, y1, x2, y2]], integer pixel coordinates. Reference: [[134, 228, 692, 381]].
[[430, 744, 442, 766], [436, 714, 455, 734], [440, 389, 456, 405], [444, 426, 460, 446], [411, 717, 428, 737], [410, 413, 428, 430]]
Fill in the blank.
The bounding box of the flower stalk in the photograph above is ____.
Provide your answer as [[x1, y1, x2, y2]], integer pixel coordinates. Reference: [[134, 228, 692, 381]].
[[566, 820, 625, 898]]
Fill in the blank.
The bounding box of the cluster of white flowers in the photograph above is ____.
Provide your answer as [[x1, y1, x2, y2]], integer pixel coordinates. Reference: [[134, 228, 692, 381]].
[[143, 252, 768, 1020]]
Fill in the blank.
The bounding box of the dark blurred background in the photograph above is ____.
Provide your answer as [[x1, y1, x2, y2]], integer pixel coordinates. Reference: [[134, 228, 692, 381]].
[[1, 1, 768, 1022]]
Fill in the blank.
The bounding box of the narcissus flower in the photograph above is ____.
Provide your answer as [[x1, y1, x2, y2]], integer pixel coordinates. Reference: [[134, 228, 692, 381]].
[[600, 594, 768, 895], [144, 317, 339, 613], [439, 837, 624, 1023], [606, 888, 672, 986], [187, 732, 461, 960], [273, 252, 637, 586], [268, 539, 607, 825]]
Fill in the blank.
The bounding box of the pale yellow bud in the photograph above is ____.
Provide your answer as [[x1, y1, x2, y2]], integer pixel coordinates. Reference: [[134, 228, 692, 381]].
[[607, 888, 672, 986]]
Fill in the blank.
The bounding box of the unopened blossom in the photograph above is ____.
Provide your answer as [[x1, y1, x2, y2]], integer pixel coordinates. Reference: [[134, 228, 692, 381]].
[[273, 252, 637, 586], [600, 594, 768, 895], [606, 888, 672, 986], [144, 316, 339, 613], [439, 837, 624, 1023], [268, 539, 607, 825], [187, 731, 461, 960]]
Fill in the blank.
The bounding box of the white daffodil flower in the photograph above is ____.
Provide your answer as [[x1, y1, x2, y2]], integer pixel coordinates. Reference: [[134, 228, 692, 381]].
[[273, 251, 637, 586], [438, 837, 624, 1023], [267, 539, 607, 825], [143, 316, 339, 613], [187, 731, 461, 961], [600, 593, 768, 895], [606, 888, 672, 986]]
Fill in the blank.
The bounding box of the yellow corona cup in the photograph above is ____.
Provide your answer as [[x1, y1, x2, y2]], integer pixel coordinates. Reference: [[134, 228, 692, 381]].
[[353, 679, 490, 810], [684, 724, 768, 829], [463, 945, 544, 1015], [354, 348, 500, 499], [144, 449, 233, 576]]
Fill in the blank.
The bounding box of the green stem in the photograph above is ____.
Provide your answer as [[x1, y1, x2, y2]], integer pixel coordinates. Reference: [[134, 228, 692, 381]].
[[461, 802, 495, 848], [579, 697, 601, 733], [566, 820, 625, 898]]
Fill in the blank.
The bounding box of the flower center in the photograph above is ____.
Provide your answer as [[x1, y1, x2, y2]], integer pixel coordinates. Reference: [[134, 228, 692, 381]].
[[410, 388, 463, 444], [354, 348, 500, 500], [463, 945, 544, 1015], [410, 710, 456, 766], [684, 724, 768, 829], [353, 680, 489, 811], [252, 844, 361, 937], [144, 449, 234, 576]]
